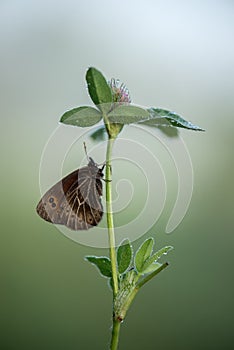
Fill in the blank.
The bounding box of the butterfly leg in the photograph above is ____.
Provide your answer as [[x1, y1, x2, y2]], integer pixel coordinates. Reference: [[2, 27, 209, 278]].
[[103, 178, 112, 182]]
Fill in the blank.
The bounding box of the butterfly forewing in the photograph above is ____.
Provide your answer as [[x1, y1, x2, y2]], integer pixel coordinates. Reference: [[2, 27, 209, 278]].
[[36, 159, 104, 230]]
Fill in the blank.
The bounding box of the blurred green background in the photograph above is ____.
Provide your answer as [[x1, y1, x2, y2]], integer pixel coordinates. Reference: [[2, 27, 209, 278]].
[[1, 0, 234, 349]]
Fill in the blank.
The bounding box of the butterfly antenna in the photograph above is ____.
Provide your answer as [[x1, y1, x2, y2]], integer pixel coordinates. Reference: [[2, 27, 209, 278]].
[[83, 142, 89, 162]]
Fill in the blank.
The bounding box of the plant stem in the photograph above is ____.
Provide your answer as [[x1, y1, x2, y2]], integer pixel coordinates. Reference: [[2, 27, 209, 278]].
[[137, 262, 169, 289], [105, 136, 118, 296], [110, 319, 121, 350], [106, 136, 121, 349]]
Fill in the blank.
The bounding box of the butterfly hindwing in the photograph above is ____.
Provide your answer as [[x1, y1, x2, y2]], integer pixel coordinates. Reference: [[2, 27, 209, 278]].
[[36, 159, 104, 230]]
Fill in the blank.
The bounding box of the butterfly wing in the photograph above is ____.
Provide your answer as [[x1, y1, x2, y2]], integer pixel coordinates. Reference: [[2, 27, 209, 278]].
[[36, 165, 103, 230]]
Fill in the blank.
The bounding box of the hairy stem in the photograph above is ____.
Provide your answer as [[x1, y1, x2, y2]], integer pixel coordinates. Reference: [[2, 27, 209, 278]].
[[105, 137, 118, 296]]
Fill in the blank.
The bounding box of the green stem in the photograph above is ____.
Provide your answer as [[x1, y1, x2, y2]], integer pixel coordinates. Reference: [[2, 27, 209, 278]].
[[105, 137, 118, 296], [115, 263, 169, 322], [110, 319, 121, 350], [137, 262, 169, 289], [117, 287, 139, 322], [106, 136, 121, 349]]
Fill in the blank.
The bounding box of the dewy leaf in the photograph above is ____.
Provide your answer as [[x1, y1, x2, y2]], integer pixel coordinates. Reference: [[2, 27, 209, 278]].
[[117, 239, 133, 274], [60, 106, 102, 127], [140, 108, 205, 131], [108, 105, 150, 124], [142, 246, 173, 272], [134, 238, 154, 273], [86, 67, 113, 113], [85, 256, 112, 278]]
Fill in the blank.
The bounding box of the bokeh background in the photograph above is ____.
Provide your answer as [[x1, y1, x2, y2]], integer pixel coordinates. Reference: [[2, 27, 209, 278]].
[[1, 0, 234, 349]]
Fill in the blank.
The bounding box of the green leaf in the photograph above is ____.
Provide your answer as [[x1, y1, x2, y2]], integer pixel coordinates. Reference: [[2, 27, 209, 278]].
[[86, 67, 113, 113], [142, 246, 173, 272], [60, 106, 102, 127], [108, 122, 124, 138], [85, 256, 112, 278], [140, 108, 205, 131], [108, 277, 114, 291], [134, 238, 154, 273], [136, 262, 169, 289], [117, 239, 133, 274], [89, 126, 107, 141], [141, 262, 162, 274], [108, 105, 150, 124]]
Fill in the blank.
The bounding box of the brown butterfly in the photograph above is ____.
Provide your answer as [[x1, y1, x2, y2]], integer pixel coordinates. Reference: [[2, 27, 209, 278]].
[[36, 157, 104, 230]]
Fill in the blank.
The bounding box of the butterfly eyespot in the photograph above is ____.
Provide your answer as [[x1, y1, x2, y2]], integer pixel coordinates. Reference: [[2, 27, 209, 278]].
[[86, 214, 93, 223], [36, 157, 104, 230]]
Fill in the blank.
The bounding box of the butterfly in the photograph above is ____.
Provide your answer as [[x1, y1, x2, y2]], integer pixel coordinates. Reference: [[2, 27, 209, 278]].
[[36, 157, 104, 230]]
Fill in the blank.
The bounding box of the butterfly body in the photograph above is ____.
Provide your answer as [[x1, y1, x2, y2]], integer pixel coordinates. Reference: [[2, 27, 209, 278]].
[[36, 158, 104, 230]]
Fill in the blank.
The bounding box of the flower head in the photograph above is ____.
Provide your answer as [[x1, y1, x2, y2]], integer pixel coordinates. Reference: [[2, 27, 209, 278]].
[[109, 78, 131, 104]]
